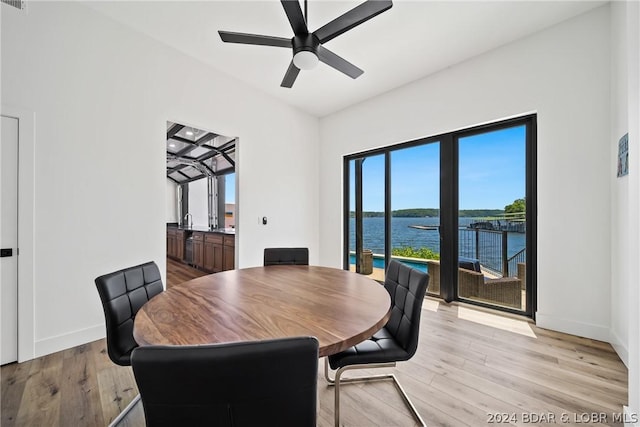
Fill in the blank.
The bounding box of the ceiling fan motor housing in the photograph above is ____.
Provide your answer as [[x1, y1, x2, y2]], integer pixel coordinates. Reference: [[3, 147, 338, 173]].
[[292, 33, 320, 56]]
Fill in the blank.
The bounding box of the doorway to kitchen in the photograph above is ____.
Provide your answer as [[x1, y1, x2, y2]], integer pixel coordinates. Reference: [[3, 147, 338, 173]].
[[165, 121, 237, 276]]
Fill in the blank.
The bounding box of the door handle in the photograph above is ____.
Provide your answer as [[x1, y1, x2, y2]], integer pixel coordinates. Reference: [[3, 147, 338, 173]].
[[0, 248, 13, 257]]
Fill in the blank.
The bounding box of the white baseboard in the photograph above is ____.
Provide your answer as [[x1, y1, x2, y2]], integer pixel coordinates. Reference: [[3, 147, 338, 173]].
[[535, 312, 611, 342], [610, 329, 629, 368], [34, 324, 105, 359]]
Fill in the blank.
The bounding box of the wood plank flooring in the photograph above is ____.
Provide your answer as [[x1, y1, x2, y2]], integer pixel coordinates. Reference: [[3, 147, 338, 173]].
[[1, 260, 628, 426], [165, 257, 208, 289]]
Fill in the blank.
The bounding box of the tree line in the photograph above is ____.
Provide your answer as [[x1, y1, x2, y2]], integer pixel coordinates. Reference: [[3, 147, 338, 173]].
[[350, 208, 504, 218], [349, 198, 524, 218]]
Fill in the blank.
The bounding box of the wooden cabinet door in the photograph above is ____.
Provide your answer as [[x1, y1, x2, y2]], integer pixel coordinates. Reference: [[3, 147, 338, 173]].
[[193, 241, 203, 268], [203, 242, 215, 272], [223, 245, 234, 271], [222, 235, 235, 271], [167, 230, 176, 258], [193, 233, 204, 268], [213, 244, 224, 272], [176, 231, 185, 261], [204, 234, 224, 272]]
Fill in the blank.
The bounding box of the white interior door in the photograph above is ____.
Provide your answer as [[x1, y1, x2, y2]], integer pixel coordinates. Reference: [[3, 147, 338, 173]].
[[1, 115, 19, 365]]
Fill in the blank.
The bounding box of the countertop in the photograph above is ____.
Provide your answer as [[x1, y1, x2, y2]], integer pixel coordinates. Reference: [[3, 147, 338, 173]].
[[167, 224, 235, 235]]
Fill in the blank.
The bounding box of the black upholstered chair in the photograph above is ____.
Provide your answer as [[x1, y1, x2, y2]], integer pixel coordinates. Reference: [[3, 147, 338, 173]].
[[325, 259, 429, 427], [131, 337, 319, 427], [264, 247, 309, 266], [95, 261, 164, 426]]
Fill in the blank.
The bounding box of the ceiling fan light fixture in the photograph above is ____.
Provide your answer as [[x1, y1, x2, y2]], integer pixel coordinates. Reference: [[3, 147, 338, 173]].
[[293, 50, 319, 70]]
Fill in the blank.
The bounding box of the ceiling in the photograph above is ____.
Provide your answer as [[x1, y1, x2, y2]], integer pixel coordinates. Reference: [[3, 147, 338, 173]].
[[85, 1, 607, 117], [166, 122, 236, 185]]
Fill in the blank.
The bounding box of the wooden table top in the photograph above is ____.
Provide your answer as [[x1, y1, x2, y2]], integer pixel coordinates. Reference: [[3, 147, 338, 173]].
[[134, 265, 392, 357]]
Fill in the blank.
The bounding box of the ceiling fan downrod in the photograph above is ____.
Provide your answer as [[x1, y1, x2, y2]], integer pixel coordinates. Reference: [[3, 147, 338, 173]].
[[304, 0, 308, 25]]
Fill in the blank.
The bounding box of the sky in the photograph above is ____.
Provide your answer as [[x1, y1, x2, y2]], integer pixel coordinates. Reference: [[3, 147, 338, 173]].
[[350, 125, 526, 211], [225, 173, 235, 204]]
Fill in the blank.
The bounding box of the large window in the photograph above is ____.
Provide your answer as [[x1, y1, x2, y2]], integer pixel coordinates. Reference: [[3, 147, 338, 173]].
[[390, 143, 441, 295], [344, 115, 536, 316]]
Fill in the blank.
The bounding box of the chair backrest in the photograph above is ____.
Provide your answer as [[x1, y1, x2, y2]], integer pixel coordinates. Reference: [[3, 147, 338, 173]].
[[264, 247, 309, 266], [131, 337, 319, 427], [383, 260, 430, 359], [95, 261, 164, 366]]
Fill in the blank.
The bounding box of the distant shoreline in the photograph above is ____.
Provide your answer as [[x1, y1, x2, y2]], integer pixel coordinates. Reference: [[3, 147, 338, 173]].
[[349, 208, 504, 218]]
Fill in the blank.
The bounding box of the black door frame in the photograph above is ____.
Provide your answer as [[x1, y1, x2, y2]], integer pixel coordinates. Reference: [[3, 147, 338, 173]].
[[343, 114, 537, 318]]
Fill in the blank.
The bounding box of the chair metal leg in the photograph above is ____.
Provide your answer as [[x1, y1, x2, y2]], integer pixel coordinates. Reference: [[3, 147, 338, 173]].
[[324, 358, 426, 427], [108, 393, 141, 427], [324, 357, 335, 384]]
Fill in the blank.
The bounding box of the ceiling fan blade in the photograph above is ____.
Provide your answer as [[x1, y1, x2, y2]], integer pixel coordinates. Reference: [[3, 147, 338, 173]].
[[314, 0, 393, 44], [281, 61, 301, 88], [281, 0, 308, 36], [317, 46, 363, 79], [218, 31, 292, 48]]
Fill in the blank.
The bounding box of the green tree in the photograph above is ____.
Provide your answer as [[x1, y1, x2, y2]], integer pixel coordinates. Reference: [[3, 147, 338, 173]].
[[504, 198, 525, 214]]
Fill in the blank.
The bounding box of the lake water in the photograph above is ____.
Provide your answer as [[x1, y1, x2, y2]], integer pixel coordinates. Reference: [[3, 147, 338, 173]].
[[348, 217, 525, 273]]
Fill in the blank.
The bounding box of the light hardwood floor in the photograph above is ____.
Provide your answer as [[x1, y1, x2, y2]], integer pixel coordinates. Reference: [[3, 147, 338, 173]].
[[1, 260, 628, 426]]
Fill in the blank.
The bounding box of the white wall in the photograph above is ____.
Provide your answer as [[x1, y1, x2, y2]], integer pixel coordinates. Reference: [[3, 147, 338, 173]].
[[614, 0, 640, 421], [610, 1, 630, 368], [319, 7, 612, 340], [1, 1, 319, 359], [166, 179, 177, 223], [628, 1, 640, 419]]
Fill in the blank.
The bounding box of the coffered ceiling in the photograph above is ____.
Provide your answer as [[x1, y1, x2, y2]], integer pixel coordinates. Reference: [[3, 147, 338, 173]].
[[166, 122, 236, 185]]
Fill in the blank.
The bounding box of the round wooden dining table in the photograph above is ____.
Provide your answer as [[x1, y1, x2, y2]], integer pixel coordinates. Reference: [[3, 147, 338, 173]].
[[133, 265, 391, 357]]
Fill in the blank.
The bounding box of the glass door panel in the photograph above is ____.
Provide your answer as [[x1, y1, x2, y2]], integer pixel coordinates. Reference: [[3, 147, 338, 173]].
[[390, 143, 441, 296], [457, 125, 527, 311], [348, 160, 356, 271]]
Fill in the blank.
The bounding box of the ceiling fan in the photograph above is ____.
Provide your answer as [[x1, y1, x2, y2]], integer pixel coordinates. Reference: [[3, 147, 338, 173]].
[[218, 0, 393, 88]]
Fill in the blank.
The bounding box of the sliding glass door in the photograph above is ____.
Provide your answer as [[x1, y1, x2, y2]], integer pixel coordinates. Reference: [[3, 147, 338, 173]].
[[344, 115, 536, 317], [457, 125, 528, 310]]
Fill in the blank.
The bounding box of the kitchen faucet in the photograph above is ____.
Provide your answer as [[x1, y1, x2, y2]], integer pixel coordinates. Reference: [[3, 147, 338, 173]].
[[184, 213, 193, 228]]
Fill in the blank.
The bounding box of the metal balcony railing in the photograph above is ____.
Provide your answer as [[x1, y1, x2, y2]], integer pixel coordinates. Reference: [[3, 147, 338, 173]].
[[459, 229, 525, 277]]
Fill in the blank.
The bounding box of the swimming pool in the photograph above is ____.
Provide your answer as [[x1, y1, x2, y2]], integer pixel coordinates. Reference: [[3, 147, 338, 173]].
[[349, 253, 428, 272]]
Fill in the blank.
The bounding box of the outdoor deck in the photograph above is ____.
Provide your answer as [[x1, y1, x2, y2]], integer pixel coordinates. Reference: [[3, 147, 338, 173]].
[[350, 255, 527, 311]]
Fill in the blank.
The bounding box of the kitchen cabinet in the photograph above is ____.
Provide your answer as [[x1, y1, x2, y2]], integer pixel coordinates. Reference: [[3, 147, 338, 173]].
[[204, 233, 223, 272], [167, 229, 177, 259], [223, 235, 235, 271], [175, 230, 185, 261], [168, 226, 234, 273], [193, 232, 204, 269], [166, 228, 185, 261], [200, 232, 234, 273]]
